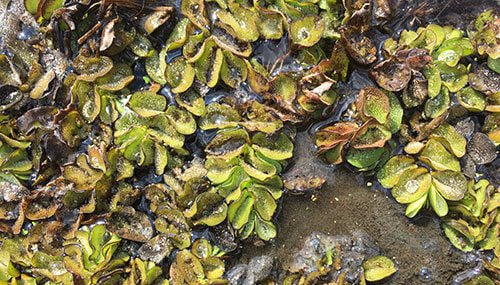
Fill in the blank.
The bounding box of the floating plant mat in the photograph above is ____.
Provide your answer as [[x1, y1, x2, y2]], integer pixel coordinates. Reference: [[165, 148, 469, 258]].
[[0, 0, 498, 284]]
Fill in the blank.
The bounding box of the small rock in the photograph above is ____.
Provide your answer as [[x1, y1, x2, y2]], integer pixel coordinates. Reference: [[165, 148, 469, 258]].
[[226, 264, 248, 285], [454, 117, 475, 139], [0, 181, 28, 202], [209, 222, 238, 253], [461, 155, 476, 179], [138, 234, 172, 264], [467, 133, 497, 165], [247, 255, 274, 283], [107, 206, 154, 242], [226, 255, 274, 285], [284, 175, 326, 195], [468, 64, 500, 95]]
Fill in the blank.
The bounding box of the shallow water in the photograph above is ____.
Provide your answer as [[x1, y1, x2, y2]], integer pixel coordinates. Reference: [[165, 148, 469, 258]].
[[237, 132, 479, 284]]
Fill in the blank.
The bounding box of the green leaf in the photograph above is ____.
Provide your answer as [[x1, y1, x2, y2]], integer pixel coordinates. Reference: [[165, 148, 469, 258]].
[[194, 40, 223, 88], [145, 50, 167, 85], [423, 65, 441, 98], [72, 80, 100, 123], [251, 132, 293, 161], [129, 91, 167, 117], [40, 0, 64, 20], [165, 106, 196, 135], [169, 250, 205, 284], [199, 103, 241, 130], [429, 184, 449, 217], [148, 115, 185, 149], [216, 3, 260, 42], [463, 275, 495, 285], [239, 211, 256, 240], [205, 157, 240, 184], [487, 56, 500, 73], [362, 256, 397, 282], [24, 0, 39, 15], [438, 63, 468, 93], [258, 12, 284, 40], [186, 192, 228, 226], [129, 33, 154, 57], [290, 16, 325, 47], [432, 170, 467, 201], [391, 167, 431, 204], [424, 89, 450, 119], [96, 64, 134, 91], [419, 139, 460, 172], [217, 171, 248, 202], [456, 87, 486, 112], [249, 185, 277, 221], [254, 214, 277, 241], [0, 251, 19, 281], [181, 0, 209, 31], [166, 59, 195, 94], [346, 148, 385, 170], [221, 50, 248, 88], [427, 24, 445, 48], [165, 18, 190, 51], [228, 190, 255, 230], [351, 124, 391, 149], [73, 56, 113, 82], [430, 123, 466, 158], [405, 192, 428, 218], [206, 128, 249, 160], [175, 90, 206, 117], [442, 220, 475, 252], [202, 256, 225, 279], [154, 143, 169, 175], [240, 148, 277, 181], [358, 87, 390, 124], [386, 91, 403, 133], [377, 155, 418, 188]]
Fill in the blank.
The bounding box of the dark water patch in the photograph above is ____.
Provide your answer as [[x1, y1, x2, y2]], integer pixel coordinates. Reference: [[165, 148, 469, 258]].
[[160, 85, 177, 106], [128, 59, 148, 92]]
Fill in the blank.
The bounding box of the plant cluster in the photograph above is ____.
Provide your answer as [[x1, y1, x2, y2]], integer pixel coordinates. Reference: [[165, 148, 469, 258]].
[[315, 8, 499, 281]]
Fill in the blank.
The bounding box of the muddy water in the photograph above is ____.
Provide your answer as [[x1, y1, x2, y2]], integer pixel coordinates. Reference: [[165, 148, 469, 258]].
[[238, 132, 477, 284]]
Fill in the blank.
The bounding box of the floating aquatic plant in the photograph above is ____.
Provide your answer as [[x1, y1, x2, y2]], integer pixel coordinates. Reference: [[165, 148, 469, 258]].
[[169, 238, 226, 285], [63, 225, 129, 284], [315, 86, 402, 169], [442, 180, 499, 269], [200, 109, 293, 240], [0, 0, 498, 283]]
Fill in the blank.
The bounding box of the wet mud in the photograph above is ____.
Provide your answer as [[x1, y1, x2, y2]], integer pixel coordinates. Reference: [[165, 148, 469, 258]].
[[238, 132, 478, 284]]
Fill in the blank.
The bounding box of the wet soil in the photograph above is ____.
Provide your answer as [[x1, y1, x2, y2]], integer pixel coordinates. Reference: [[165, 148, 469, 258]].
[[238, 132, 477, 284]]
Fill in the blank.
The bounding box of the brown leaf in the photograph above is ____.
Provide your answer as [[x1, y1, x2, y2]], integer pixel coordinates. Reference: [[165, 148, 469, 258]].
[[371, 58, 411, 91], [400, 48, 431, 70], [16, 106, 58, 135], [316, 122, 359, 150], [100, 18, 118, 51], [25, 190, 59, 220], [351, 121, 391, 149], [341, 28, 377, 65]]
